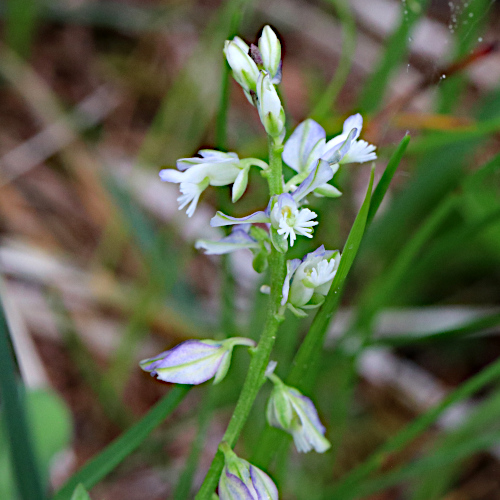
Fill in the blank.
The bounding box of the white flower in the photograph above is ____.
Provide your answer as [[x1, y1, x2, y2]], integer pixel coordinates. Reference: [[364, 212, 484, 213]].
[[281, 245, 340, 317], [224, 38, 260, 100], [160, 150, 266, 217], [282, 114, 376, 195], [211, 159, 333, 251], [256, 71, 285, 138], [266, 372, 331, 453], [219, 443, 278, 500], [270, 193, 317, 246], [140, 337, 255, 385], [322, 114, 377, 164], [258, 26, 282, 84]]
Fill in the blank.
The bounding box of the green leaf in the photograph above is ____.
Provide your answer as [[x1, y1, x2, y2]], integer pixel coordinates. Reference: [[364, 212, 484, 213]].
[[358, 0, 430, 113], [288, 165, 375, 391], [312, 0, 357, 120], [70, 485, 90, 500], [366, 134, 410, 226], [0, 389, 71, 500], [52, 385, 191, 500], [0, 296, 46, 500], [326, 355, 500, 499]]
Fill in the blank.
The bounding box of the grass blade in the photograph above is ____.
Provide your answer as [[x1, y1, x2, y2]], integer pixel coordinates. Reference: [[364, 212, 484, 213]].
[[326, 356, 500, 499], [367, 134, 410, 226], [52, 385, 191, 500], [312, 0, 356, 120], [371, 310, 500, 347], [0, 295, 46, 500], [358, 0, 429, 113], [288, 166, 375, 390], [5, 0, 38, 58]]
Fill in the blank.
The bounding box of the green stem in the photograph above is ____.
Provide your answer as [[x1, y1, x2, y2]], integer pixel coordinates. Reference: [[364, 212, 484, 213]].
[[195, 137, 286, 499]]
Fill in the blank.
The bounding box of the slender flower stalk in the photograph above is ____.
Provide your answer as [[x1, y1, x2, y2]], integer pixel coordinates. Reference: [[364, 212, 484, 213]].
[[195, 137, 286, 500], [139, 24, 379, 500]]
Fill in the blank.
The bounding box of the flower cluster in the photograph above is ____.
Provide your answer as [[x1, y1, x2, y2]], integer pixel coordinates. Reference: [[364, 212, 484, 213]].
[[141, 24, 379, 498]]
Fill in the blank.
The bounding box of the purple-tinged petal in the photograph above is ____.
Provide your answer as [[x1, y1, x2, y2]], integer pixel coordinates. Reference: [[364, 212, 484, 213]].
[[250, 465, 279, 500], [211, 210, 270, 227], [281, 258, 301, 306], [140, 340, 225, 385], [219, 470, 254, 500], [322, 127, 357, 165], [282, 119, 325, 172], [342, 113, 363, 140], [292, 159, 333, 202], [195, 229, 260, 255]]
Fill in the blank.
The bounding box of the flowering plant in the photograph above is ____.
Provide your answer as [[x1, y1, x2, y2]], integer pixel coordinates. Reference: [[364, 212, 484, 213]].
[[141, 24, 380, 499]]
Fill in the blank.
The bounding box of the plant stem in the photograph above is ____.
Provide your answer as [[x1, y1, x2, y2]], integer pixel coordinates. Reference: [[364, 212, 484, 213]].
[[195, 137, 286, 499]]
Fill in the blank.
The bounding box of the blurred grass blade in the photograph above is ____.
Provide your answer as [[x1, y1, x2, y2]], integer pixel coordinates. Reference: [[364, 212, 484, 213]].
[[367, 134, 410, 226], [372, 310, 500, 347], [358, 0, 429, 113], [436, 0, 490, 114], [174, 386, 216, 500], [288, 166, 375, 390], [351, 194, 457, 341], [138, 0, 255, 165], [410, 387, 500, 500], [52, 385, 191, 500], [70, 485, 90, 500], [312, 0, 356, 120], [408, 115, 500, 154], [5, 0, 38, 58], [0, 295, 46, 500], [354, 429, 500, 498], [327, 356, 500, 500]]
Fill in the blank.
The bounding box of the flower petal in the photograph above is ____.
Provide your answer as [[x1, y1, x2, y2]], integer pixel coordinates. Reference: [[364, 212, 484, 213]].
[[219, 470, 254, 500], [140, 340, 224, 385], [342, 113, 363, 140], [282, 119, 325, 173], [232, 167, 250, 202], [292, 159, 333, 202], [250, 465, 279, 500], [341, 140, 377, 164], [211, 210, 270, 227], [281, 258, 301, 305], [195, 229, 260, 255]]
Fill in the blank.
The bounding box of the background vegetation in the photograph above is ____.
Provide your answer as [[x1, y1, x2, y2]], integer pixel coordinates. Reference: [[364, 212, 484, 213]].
[[1, 0, 500, 498]]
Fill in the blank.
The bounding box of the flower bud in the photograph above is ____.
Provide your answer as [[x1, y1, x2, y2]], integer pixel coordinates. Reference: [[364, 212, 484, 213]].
[[258, 26, 282, 83], [256, 71, 285, 138], [140, 337, 255, 385], [266, 374, 331, 453], [218, 443, 278, 500], [281, 245, 340, 317], [224, 39, 260, 95]]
